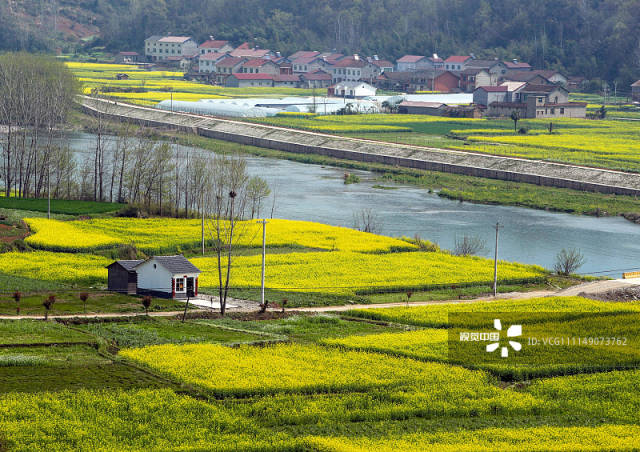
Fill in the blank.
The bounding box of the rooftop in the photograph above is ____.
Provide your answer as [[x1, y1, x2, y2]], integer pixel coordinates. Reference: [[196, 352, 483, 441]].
[[445, 55, 472, 63], [477, 86, 508, 92], [200, 39, 230, 49], [216, 56, 246, 67], [241, 58, 275, 67], [137, 255, 200, 274], [158, 36, 192, 43], [332, 57, 367, 68], [397, 55, 427, 63]]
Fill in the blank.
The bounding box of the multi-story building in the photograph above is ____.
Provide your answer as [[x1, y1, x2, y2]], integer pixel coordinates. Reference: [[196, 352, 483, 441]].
[[144, 36, 198, 62]]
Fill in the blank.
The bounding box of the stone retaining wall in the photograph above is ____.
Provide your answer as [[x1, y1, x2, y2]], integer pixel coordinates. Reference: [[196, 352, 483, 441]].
[[80, 96, 640, 197]]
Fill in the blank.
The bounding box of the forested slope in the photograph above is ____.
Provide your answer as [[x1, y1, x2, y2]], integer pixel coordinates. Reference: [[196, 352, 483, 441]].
[[1, 0, 639, 86]]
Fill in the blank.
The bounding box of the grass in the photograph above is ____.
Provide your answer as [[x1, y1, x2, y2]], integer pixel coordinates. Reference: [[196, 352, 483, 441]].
[[0, 198, 123, 215], [0, 345, 174, 394], [0, 291, 186, 316], [0, 321, 92, 345], [76, 317, 269, 348]]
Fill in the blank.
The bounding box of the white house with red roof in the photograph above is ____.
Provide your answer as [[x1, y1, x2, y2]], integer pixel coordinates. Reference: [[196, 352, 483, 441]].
[[198, 52, 230, 73], [273, 74, 301, 87], [230, 47, 276, 59], [144, 35, 197, 62], [330, 55, 368, 82], [472, 85, 508, 106], [239, 58, 280, 76], [199, 38, 233, 55]]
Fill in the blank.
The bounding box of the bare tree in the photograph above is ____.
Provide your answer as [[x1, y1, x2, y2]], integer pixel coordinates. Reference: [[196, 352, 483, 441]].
[[207, 153, 251, 316], [554, 248, 586, 276], [453, 235, 486, 256], [353, 208, 382, 234]]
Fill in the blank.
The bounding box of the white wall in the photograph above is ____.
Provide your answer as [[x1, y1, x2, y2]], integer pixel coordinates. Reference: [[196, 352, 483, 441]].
[[136, 259, 173, 294]]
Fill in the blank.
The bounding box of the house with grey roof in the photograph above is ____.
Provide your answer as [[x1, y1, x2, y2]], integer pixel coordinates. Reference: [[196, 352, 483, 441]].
[[107, 255, 201, 299]]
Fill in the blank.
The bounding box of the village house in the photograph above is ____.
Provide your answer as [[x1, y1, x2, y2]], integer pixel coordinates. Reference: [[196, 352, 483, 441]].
[[107, 255, 201, 299], [475, 83, 586, 118], [396, 55, 443, 72], [331, 55, 368, 82], [225, 73, 274, 87], [239, 58, 280, 75], [144, 35, 198, 62], [375, 71, 413, 92], [198, 52, 229, 73], [198, 38, 234, 55], [364, 58, 394, 82], [273, 74, 301, 87], [291, 56, 333, 74], [415, 70, 459, 92], [300, 70, 333, 89], [114, 51, 140, 64], [464, 60, 507, 82], [229, 44, 276, 60], [328, 81, 377, 98], [288, 50, 321, 60], [633, 80, 640, 102], [443, 55, 473, 72]]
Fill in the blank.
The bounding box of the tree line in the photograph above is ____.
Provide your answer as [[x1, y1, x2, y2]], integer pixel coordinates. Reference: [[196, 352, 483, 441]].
[[0, 53, 271, 220]]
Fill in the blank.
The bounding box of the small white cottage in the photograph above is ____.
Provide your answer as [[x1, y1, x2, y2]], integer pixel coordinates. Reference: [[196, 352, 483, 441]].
[[133, 255, 201, 299]]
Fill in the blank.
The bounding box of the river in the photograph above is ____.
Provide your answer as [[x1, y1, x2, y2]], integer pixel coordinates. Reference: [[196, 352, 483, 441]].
[[68, 132, 640, 277]]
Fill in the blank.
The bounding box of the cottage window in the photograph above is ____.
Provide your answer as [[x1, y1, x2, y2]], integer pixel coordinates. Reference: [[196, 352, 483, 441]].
[[175, 278, 185, 291]]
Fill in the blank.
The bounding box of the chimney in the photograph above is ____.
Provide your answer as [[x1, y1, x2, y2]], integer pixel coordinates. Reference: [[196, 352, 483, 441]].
[[433, 53, 439, 60], [209, 36, 214, 40], [354, 54, 359, 60]]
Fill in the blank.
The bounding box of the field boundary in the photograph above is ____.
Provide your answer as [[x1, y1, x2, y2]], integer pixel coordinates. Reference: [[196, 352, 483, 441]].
[[80, 96, 640, 197]]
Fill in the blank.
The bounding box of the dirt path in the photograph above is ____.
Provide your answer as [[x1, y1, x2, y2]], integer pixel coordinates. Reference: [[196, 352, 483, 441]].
[[0, 310, 191, 321], [555, 278, 640, 297], [284, 289, 557, 312]]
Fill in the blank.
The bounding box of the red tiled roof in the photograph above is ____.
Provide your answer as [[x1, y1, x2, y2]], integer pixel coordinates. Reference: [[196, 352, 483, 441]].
[[216, 56, 246, 67], [321, 53, 344, 63], [158, 36, 192, 43], [397, 55, 426, 63], [236, 42, 250, 49], [230, 73, 274, 80], [477, 86, 508, 92], [632, 80, 640, 87], [241, 58, 275, 67], [331, 57, 366, 68], [200, 40, 230, 49], [445, 55, 472, 63]]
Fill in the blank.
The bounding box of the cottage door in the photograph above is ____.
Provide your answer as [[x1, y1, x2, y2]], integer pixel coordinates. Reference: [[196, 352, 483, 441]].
[[186, 277, 195, 297]]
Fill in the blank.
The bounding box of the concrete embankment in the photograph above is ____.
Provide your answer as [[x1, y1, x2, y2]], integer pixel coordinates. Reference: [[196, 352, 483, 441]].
[[80, 96, 640, 197]]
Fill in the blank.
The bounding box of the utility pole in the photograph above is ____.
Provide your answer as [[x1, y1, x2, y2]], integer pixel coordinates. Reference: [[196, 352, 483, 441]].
[[201, 195, 205, 255], [47, 164, 51, 220], [258, 219, 268, 307], [493, 222, 502, 297]]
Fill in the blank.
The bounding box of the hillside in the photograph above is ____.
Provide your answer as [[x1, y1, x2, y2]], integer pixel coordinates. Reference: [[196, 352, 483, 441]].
[[1, 0, 639, 86]]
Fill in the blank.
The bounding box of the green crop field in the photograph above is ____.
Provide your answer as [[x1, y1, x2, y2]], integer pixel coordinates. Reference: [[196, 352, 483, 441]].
[[0, 296, 638, 451]]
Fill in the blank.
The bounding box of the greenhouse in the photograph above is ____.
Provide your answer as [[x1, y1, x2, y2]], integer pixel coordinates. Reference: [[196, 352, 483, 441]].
[[156, 97, 381, 117]]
